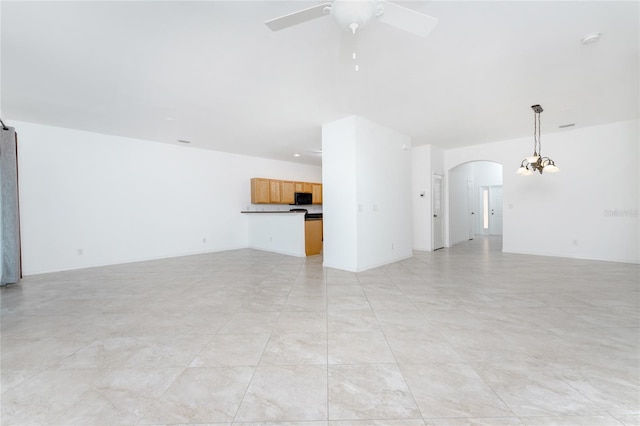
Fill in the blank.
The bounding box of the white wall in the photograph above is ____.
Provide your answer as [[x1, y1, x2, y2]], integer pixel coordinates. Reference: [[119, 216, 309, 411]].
[[0, 153, 3, 279], [411, 145, 432, 251], [13, 118, 638, 275], [15, 121, 322, 275], [446, 119, 639, 264], [322, 116, 358, 272], [246, 213, 306, 257], [411, 144, 445, 251], [355, 117, 413, 271], [323, 116, 412, 272]]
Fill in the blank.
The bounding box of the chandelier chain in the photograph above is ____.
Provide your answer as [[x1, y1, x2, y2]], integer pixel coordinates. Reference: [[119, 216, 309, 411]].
[[537, 110, 541, 155]]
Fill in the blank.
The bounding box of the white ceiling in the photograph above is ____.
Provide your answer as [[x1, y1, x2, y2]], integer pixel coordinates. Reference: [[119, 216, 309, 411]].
[[2, 1, 638, 166]]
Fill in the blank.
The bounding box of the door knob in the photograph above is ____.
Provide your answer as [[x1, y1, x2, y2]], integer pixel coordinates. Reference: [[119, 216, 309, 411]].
[[433, 215, 437, 218]]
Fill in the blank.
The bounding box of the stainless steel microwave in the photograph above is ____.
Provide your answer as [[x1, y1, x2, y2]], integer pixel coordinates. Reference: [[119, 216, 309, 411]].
[[293, 192, 312, 205]]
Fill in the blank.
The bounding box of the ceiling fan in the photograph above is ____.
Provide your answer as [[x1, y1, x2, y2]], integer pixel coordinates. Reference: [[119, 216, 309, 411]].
[[265, 0, 438, 39]]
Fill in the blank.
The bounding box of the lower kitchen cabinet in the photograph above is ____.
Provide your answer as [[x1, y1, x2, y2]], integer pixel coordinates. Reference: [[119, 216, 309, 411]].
[[304, 219, 323, 256]]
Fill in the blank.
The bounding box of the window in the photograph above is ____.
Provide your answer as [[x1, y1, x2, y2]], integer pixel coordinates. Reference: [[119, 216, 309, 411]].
[[483, 189, 489, 230]]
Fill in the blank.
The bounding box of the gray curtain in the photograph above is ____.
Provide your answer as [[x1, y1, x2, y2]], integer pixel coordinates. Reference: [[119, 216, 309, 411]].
[[1, 126, 21, 285]]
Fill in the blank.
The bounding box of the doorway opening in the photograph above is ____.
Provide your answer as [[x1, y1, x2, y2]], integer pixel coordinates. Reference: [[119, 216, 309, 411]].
[[448, 161, 503, 247]]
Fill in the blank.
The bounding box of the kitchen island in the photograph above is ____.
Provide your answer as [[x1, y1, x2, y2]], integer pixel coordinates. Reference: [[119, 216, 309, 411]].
[[241, 211, 322, 257]]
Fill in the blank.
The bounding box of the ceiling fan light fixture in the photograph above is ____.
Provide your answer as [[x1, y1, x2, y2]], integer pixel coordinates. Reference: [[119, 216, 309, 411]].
[[264, 0, 439, 40], [330, 0, 378, 33]]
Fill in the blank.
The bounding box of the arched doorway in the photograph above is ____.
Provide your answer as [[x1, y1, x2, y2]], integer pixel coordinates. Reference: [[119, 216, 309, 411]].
[[447, 161, 503, 246]]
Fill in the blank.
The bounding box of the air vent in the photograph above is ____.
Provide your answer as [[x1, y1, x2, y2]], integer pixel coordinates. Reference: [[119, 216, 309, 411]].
[[558, 123, 575, 129]]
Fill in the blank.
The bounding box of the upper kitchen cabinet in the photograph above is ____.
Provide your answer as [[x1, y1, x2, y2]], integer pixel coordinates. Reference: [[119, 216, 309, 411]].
[[295, 182, 313, 193], [311, 183, 322, 205], [251, 178, 322, 205], [251, 178, 282, 204], [251, 178, 270, 204], [281, 181, 295, 205], [269, 179, 282, 203]]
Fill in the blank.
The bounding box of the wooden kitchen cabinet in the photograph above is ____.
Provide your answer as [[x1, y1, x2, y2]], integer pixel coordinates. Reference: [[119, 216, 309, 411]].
[[294, 181, 313, 193], [281, 181, 295, 204], [252, 178, 322, 204], [251, 178, 283, 204], [305, 219, 323, 256], [269, 179, 282, 203], [311, 183, 322, 205], [250, 178, 271, 204]]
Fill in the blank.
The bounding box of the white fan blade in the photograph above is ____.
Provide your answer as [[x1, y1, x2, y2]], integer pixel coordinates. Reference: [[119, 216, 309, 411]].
[[265, 3, 332, 31], [377, 1, 438, 38]]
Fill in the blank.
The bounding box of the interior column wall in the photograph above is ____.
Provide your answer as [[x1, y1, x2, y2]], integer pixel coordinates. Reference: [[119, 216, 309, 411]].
[[322, 116, 358, 272], [323, 116, 412, 272]]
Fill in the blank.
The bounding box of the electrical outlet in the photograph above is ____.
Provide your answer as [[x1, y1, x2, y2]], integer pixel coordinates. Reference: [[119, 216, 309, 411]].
[[77, 249, 83, 256], [202, 238, 207, 243]]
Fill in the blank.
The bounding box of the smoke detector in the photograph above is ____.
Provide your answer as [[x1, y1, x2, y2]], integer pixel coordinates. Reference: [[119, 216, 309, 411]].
[[581, 32, 602, 45]]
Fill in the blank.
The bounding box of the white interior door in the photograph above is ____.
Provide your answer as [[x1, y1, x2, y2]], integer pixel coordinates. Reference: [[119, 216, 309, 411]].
[[432, 174, 444, 250], [489, 186, 503, 236]]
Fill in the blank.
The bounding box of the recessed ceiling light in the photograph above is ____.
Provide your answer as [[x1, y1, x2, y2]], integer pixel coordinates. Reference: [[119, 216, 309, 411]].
[[581, 32, 602, 45], [177, 139, 191, 144], [293, 153, 301, 157], [165, 117, 175, 121]]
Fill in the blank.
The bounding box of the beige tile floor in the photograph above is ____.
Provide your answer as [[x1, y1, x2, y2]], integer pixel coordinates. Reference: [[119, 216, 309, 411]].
[[1, 237, 639, 425]]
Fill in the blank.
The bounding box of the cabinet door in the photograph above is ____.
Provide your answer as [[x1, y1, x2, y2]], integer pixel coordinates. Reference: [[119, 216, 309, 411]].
[[281, 181, 295, 204], [311, 183, 322, 205], [269, 179, 282, 203], [251, 178, 270, 204], [305, 220, 323, 256], [294, 181, 312, 194]]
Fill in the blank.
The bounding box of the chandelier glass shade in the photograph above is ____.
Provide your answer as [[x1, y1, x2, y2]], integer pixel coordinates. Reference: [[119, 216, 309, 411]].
[[517, 105, 559, 175]]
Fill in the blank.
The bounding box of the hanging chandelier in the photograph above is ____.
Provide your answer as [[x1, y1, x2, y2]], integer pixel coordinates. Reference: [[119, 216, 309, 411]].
[[517, 105, 559, 176]]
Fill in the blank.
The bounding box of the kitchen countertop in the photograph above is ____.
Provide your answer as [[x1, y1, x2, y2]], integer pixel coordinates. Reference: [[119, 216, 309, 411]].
[[241, 211, 322, 221], [241, 211, 306, 214]]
